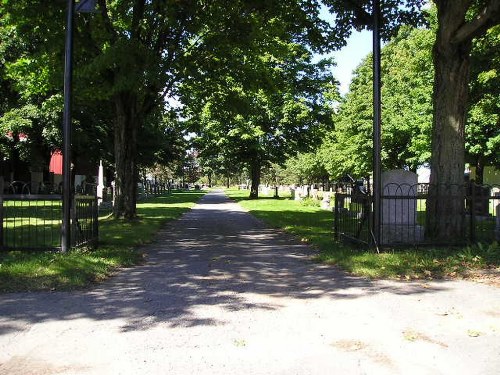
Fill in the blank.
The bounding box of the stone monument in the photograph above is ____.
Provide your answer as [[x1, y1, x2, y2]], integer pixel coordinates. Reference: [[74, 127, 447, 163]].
[[381, 169, 423, 244]]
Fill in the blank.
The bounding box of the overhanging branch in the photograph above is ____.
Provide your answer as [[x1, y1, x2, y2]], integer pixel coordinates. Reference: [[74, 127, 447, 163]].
[[452, 1, 500, 44]]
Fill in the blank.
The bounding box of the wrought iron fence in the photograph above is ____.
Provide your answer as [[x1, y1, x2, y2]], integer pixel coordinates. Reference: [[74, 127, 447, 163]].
[[0, 192, 99, 251], [334, 183, 500, 247], [72, 195, 99, 248], [0, 195, 62, 251]]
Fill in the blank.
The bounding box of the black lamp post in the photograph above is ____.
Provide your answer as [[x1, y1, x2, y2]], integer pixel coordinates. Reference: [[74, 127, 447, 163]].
[[61, 0, 75, 252], [61, 0, 96, 252], [372, 0, 382, 247]]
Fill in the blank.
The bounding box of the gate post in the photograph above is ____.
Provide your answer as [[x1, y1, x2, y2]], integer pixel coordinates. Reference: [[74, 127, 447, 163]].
[[334, 193, 339, 240]]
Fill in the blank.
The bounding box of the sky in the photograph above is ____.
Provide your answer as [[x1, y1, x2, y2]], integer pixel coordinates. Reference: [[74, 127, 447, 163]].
[[317, 4, 373, 96], [330, 30, 373, 95]]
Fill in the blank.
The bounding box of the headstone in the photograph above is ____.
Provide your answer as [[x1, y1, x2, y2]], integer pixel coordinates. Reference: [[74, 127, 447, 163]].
[[382, 170, 418, 225], [97, 160, 104, 203], [75, 175, 86, 192], [321, 192, 331, 210], [294, 186, 302, 201], [381, 169, 423, 244], [311, 188, 319, 200], [289, 187, 295, 200]]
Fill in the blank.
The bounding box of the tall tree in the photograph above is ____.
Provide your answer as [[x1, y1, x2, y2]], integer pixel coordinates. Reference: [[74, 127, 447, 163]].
[[426, 1, 500, 241], [184, 48, 335, 198]]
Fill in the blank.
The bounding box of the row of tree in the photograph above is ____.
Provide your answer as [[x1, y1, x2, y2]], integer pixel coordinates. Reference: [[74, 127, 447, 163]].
[[1, 1, 499, 242]]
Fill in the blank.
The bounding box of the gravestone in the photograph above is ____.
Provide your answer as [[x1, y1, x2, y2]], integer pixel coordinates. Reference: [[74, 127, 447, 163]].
[[97, 160, 104, 204], [289, 187, 296, 200], [321, 192, 331, 210], [311, 188, 319, 200], [381, 169, 423, 244], [295, 185, 307, 201]]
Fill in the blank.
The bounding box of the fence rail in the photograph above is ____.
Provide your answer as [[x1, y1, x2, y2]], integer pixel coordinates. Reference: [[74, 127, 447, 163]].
[[0, 193, 98, 251], [334, 183, 500, 247]]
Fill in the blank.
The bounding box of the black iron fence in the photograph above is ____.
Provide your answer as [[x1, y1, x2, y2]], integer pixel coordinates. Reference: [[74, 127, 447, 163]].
[[334, 183, 500, 247], [0, 193, 98, 251], [72, 195, 99, 248]]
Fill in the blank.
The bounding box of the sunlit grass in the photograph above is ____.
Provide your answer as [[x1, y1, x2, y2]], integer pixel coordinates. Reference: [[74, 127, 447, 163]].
[[226, 188, 499, 280], [0, 191, 205, 292]]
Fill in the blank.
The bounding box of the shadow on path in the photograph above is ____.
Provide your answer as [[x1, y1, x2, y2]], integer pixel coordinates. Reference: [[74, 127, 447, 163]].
[[0, 191, 450, 334]]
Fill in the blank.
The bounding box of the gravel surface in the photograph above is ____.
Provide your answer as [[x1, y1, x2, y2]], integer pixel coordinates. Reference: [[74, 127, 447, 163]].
[[1, 190, 499, 374]]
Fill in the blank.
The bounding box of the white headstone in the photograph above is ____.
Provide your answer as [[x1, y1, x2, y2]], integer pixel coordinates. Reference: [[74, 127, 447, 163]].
[[321, 192, 331, 210], [382, 170, 418, 225], [97, 160, 104, 203], [381, 169, 422, 244]]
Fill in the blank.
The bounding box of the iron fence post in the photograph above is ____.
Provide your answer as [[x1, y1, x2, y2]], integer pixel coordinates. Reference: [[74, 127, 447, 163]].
[[93, 194, 99, 248], [470, 183, 476, 243], [0, 195, 4, 250], [334, 193, 339, 240]]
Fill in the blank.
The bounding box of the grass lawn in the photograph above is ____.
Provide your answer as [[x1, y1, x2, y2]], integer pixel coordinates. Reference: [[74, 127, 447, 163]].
[[0, 191, 205, 293], [226, 188, 500, 280]]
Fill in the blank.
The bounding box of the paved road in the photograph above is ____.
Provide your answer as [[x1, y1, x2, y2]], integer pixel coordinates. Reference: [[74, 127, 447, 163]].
[[1, 190, 499, 374]]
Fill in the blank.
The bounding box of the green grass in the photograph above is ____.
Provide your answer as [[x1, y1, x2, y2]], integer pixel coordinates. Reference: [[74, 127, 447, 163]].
[[226, 188, 500, 280], [0, 191, 205, 293]]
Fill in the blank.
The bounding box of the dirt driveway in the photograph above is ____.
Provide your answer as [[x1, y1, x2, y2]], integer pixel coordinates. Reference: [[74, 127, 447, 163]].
[[1, 190, 499, 374]]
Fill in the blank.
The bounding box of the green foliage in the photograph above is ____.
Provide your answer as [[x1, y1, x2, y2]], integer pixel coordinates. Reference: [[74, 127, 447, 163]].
[[467, 25, 500, 176], [0, 191, 205, 292], [184, 34, 336, 191], [281, 152, 329, 185], [321, 25, 434, 180], [321, 10, 498, 181], [0, 0, 430, 215]]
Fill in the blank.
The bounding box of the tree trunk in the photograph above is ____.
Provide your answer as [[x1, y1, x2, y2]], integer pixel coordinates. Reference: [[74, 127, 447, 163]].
[[249, 159, 261, 199], [426, 12, 472, 242], [113, 93, 140, 219]]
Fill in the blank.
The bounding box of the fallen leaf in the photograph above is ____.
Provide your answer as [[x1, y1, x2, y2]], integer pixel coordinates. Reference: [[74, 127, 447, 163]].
[[467, 330, 482, 337]]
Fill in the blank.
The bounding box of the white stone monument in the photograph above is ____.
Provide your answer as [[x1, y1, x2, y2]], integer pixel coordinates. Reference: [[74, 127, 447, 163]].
[[97, 160, 104, 204], [381, 169, 423, 244]]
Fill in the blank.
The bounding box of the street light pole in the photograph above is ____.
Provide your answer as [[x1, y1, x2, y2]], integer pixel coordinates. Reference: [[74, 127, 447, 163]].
[[372, 0, 382, 247], [62, 0, 74, 252]]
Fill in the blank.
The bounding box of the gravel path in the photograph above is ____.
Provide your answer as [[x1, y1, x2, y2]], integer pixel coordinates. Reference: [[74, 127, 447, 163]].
[[1, 190, 499, 374]]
